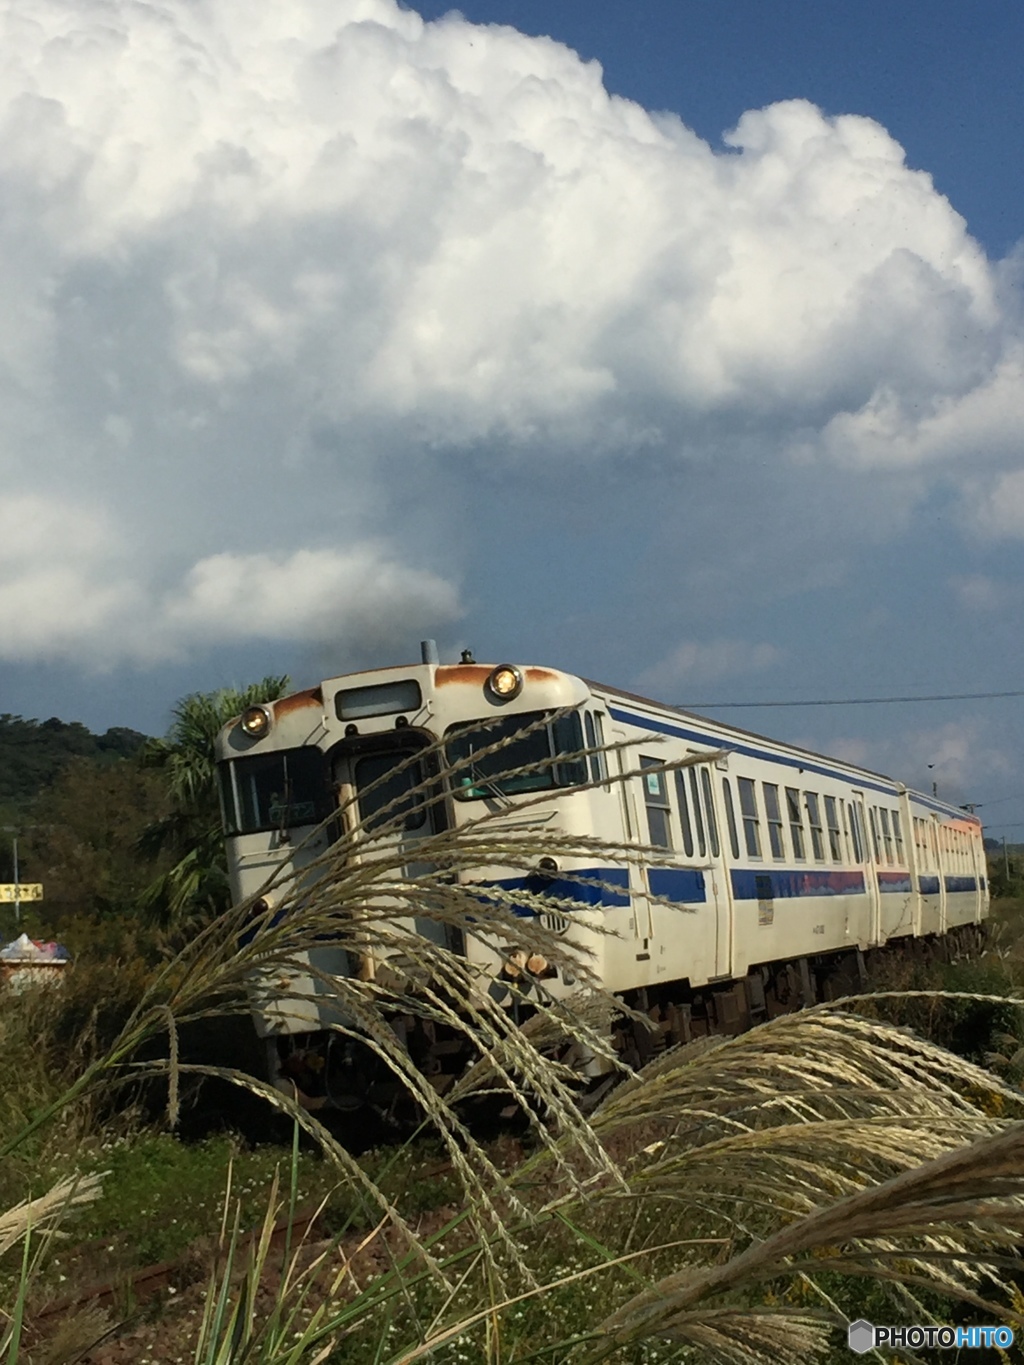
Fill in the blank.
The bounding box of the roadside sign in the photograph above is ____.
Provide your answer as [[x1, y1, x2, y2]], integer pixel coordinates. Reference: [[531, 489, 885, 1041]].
[[0, 884, 43, 902]]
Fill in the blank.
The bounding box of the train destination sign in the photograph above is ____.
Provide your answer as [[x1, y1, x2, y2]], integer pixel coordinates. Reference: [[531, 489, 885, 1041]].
[[0, 884, 43, 902]]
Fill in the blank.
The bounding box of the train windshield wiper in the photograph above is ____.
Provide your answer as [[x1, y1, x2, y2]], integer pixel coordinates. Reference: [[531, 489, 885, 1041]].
[[466, 762, 513, 809]]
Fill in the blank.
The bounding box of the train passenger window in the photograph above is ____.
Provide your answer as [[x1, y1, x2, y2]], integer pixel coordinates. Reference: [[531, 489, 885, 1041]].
[[892, 811, 905, 864], [722, 778, 741, 860], [762, 783, 786, 859], [737, 777, 762, 858], [700, 768, 721, 857], [786, 787, 805, 860], [688, 768, 707, 857], [805, 793, 825, 861], [674, 771, 695, 857], [878, 809, 894, 864], [641, 759, 673, 850], [824, 796, 842, 861]]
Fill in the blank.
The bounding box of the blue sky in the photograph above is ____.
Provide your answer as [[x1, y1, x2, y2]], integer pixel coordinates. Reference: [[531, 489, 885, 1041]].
[[2, 0, 1024, 833]]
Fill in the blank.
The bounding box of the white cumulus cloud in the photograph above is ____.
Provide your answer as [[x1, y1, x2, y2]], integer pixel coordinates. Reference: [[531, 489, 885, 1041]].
[[0, 493, 461, 665], [0, 0, 1020, 666]]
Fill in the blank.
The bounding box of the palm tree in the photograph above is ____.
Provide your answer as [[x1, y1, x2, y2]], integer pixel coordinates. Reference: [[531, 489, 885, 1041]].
[[137, 678, 290, 931]]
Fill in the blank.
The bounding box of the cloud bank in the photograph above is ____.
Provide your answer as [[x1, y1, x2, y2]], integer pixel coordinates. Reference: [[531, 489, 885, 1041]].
[[0, 0, 1021, 665]]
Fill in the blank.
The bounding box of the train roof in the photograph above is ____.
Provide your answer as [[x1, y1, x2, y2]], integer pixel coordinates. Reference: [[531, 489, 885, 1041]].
[[247, 659, 979, 826], [585, 677, 980, 825]]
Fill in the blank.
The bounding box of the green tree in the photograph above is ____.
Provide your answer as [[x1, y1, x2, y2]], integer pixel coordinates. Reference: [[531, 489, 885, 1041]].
[[0, 755, 168, 946], [137, 679, 290, 931], [0, 713, 147, 809]]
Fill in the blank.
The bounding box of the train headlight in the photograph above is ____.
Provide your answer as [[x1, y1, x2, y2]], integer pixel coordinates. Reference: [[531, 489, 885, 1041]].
[[486, 664, 523, 702], [240, 705, 272, 738]]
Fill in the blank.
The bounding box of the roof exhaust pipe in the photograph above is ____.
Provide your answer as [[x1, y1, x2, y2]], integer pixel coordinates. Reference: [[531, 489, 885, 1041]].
[[420, 639, 439, 665]]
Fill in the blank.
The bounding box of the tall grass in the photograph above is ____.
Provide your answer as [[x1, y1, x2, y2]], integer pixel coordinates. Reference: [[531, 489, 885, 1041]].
[[4, 721, 1024, 1361]]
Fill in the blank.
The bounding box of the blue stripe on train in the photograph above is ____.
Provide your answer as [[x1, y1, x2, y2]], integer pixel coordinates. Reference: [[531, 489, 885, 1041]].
[[878, 872, 912, 893], [731, 869, 866, 900], [919, 875, 980, 895], [945, 875, 979, 893], [484, 865, 631, 917], [648, 867, 707, 903]]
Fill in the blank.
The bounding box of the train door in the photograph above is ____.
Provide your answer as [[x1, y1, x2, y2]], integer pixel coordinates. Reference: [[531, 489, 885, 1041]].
[[968, 824, 986, 923], [931, 819, 948, 934], [851, 793, 881, 946], [331, 734, 454, 960], [694, 762, 733, 981], [610, 733, 647, 949], [641, 757, 731, 985]]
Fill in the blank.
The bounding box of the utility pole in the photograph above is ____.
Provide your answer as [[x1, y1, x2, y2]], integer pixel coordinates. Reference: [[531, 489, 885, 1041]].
[[11, 835, 18, 927], [1005, 835, 1011, 881]]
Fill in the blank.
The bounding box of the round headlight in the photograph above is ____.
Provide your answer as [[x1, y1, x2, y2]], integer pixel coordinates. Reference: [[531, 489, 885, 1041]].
[[240, 704, 272, 738], [486, 664, 523, 702]]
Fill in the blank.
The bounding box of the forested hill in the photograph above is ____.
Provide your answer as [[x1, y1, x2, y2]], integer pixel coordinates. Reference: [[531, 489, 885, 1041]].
[[0, 714, 150, 809]]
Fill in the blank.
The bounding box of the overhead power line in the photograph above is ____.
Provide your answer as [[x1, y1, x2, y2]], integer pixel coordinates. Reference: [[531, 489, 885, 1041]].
[[683, 689, 1024, 710]]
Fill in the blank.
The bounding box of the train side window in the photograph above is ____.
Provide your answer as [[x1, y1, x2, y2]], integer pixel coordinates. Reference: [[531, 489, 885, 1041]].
[[851, 802, 868, 857], [737, 777, 762, 858], [594, 712, 610, 790], [640, 758, 673, 849], [700, 767, 721, 857], [675, 770, 695, 857], [840, 799, 853, 862], [892, 811, 905, 864], [824, 796, 842, 861], [615, 749, 634, 839], [762, 783, 786, 859], [688, 768, 707, 857], [722, 778, 741, 860], [805, 792, 825, 861], [878, 809, 894, 864], [868, 808, 882, 862], [584, 712, 601, 785], [786, 786, 805, 860]]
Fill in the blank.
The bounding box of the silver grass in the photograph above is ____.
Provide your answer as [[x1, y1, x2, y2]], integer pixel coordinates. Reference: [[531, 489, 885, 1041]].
[[0, 1172, 105, 1258], [9, 716, 1024, 1363]]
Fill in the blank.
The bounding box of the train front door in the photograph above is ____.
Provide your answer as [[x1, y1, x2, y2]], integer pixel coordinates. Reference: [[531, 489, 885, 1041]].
[[331, 734, 453, 959]]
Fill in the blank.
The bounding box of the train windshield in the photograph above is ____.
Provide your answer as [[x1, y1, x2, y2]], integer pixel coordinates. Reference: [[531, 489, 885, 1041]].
[[445, 711, 586, 800], [218, 748, 332, 835]]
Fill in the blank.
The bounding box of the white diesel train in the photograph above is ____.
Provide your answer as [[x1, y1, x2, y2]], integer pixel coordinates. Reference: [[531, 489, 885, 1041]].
[[215, 647, 988, 1106]]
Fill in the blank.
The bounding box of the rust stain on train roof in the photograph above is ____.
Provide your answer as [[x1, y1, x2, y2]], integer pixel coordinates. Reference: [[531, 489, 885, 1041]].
[[273, 686, 324, 718], [434, 664, 562, 687], [434, 664, 493, 687]]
